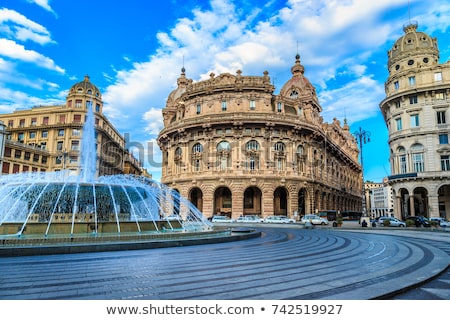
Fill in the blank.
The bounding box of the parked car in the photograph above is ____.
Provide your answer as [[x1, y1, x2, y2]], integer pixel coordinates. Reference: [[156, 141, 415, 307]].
[[406, 216, 431, 227], [429, 217, 450, 227], [300, 214, 329, 225], [211, 215, 235, 223], [236, 215, 263, 223], [263, 215, 295, 224], [379, 217, 406, 227]]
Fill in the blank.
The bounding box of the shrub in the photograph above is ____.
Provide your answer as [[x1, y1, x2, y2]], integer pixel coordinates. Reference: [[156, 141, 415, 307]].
[[383, 219, 391, 227]]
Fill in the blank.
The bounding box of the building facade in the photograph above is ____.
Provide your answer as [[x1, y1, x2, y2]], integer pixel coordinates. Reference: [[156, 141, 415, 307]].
[[380, 22, 450, 220], [157, 55, 362, 220], [366, 180, 394, 218], [0, 76, 143, 177]]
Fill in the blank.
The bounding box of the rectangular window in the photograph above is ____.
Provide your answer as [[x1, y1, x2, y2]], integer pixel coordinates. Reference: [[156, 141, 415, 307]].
[[410, 114, 420, 128], [4, 147, 11, 157], [29, 131, 36, 139], [58, 129, 65, 137], [41, 130, 48, 138], [42, 117, 49, 125], [395, 100, 401, 108], [7, 120, 13, 127], [221, 101, 227, 111], [74, 114, 82, 123], [19, 119, 25, 127], [72, 129, 81, 136], [57, 141, 63, 151], [399, 155, 407, 174], [33, 154, 39, 162], [437, 111, 446, 124], [250, 100, 256, 110], [277, 102, 282, 112], [59, 115, 66, 124], [196, 104, 201, 115], [69, 156, 78, 164], [409, 95, 418, 104], [67, 100, 72, 108], [439, 134, 449, 144], [435, 72, 443, 82], [435, 92, 445, 100], [41, 156, 47, 164], [394, 81, 399, 90], [14, 150, 21, 159], [40, 142, 46, 150], [71, 140, 79, 151], [18, 132, 24, 142], [24, 152, 30, 160], [31, 118, 37, 126], [441, 155, 450, 171], [408, 76, 416, 86], [412, 153, 424, 172], [395, 118, 402, 131], [75, 100, 82, 108]]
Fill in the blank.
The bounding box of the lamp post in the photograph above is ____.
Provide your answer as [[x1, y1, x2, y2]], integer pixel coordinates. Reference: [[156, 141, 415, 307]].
[[0, 121, 7, 175], [353, 127, 371, 217]]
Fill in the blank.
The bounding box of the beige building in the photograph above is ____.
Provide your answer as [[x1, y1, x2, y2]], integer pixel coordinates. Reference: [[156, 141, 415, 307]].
[[380, 22, 450, 220], [0, 76, 143, 177], [157, 55, 362, 220]]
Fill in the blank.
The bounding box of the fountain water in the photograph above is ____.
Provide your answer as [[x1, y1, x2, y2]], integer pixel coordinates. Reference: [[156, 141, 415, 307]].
[[0, 103, 212, 239]]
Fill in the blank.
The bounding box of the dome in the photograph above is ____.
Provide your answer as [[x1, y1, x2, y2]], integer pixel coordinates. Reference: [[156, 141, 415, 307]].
[[69, 75, 101, 98], [279, 54, 317, 100], [388, 22, 439, 69]]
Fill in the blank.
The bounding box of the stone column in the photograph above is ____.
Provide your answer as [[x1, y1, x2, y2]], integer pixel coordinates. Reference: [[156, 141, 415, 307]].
[[409, 195, 416, 216], [427, 194, 439, 218]]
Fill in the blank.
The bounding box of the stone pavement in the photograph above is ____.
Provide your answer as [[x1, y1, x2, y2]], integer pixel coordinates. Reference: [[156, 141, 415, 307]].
[[0, 225, 448, 300]]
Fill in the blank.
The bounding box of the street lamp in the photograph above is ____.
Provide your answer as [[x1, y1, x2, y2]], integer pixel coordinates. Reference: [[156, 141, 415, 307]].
[[0, 121, 7, 175], [353, 127, 371, 217]]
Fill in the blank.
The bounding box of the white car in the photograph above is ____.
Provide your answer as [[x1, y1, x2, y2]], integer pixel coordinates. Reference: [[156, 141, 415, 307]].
[[379, 217, 406, 227], [430, 217, 450, 227], [236, 215, 264, 223], [263, 215, 295, 224], [300, 214, 329, 225], [211, 215, 235, 223]]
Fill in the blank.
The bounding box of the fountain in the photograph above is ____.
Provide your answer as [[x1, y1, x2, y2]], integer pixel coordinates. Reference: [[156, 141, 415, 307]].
[[0, 102, 213, 242]]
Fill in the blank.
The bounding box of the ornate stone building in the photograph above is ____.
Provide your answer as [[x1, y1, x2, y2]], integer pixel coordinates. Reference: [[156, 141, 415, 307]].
[[0, 76, 143, 177], [157, 55, 362, 220], [380, 22, 450, 220]]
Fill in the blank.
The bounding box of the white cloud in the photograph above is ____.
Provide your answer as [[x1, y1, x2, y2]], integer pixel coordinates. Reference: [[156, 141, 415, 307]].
[[0, 8, 54, 45], [26, 0, 57, 16], [0, 38, 64, 73]]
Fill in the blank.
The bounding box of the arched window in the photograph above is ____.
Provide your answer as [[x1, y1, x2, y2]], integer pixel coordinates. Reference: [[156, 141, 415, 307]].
[[274, 142, 285, 152], [410, 143, 424, 172], [217, 141, 231, 152], [397, 146, 407, 174], [274, 142, 286, 171], [192, 143, 203, 153], [217, 141, 231, 171], [290, 90, 299, 99], [192, 143, 203, 172], [246, 140, 259, 151], [175, 147, 182, 157]]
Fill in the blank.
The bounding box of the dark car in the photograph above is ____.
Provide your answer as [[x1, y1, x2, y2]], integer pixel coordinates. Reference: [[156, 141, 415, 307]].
[[406, 216, 431, 227]]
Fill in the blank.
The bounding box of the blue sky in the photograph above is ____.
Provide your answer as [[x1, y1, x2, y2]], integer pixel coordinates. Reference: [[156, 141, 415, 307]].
[[1, 0, 450, 182]]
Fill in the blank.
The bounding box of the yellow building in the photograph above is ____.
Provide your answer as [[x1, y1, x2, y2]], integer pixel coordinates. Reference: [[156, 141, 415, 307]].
[[0, 76, 143, 177], [158, 55, 362, 220]]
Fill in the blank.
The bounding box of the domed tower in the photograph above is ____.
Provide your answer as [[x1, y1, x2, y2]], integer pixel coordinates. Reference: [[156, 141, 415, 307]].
[[158, 56, 361, 220], [66, 75, 103, 114], [380, 22, 450, 220]]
